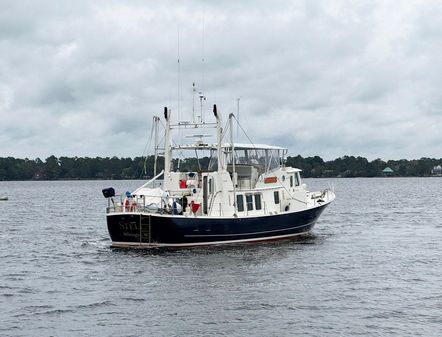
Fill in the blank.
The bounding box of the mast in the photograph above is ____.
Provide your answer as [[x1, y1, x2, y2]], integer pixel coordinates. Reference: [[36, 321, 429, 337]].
[[229, 113, 237, 215], [213, 104, 224, 172], [164, 107, 172, 174], [153, 116, 160, 176]]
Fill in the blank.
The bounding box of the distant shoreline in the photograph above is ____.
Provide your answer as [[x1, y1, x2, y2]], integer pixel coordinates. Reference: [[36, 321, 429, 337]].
[[1, 155, 441, 180]]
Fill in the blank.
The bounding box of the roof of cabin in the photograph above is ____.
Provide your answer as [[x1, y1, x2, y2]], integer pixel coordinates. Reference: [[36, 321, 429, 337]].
[[173, 143, 286, 151], [223, 143, 286, 151]]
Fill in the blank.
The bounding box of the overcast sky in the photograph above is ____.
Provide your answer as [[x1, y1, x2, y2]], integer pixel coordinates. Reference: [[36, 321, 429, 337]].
[[1, 0, 441, 160]]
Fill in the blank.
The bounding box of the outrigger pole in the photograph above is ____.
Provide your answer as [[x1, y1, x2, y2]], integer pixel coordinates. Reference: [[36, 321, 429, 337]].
[[153, 116, 160, 176], [164, 107, 172, 174], [213, 104, 225, 172], [229, 113, 237, 215]]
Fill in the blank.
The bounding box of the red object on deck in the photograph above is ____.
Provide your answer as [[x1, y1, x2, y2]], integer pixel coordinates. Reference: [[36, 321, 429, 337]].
[[191, 201, 200, 213], [124, 198, 130, 210], [179, 180, 187, 189]]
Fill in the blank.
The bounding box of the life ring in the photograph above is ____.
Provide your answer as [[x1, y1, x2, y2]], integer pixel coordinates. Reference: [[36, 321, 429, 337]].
[[124, 198, 130, 211], [124, 198, 137, 212], [124, 198, 137, 211]]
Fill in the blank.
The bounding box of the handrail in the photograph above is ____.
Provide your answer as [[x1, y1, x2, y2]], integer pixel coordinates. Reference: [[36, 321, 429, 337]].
[[208, 191, 222, 216], [276, 176, 307, 205]]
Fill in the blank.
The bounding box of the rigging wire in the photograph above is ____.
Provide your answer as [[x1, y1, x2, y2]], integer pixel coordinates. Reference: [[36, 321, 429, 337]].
[[195, 148, 202, 172], [139, 117, 156, 178], [220, 119, 232, 163], [220, 118, 230, 144], [232, 114, 256, 149]]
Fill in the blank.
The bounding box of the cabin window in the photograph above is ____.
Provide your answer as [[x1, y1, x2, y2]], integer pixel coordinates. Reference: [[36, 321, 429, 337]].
[[236, 194, 244, 212], [274, 191, 280, 204], [203, 175, 208, 214], [209, 178, 213, 194], [290, 175, 293, 187], [254, 194, 262, 210], [295, 173, 300, 186], [246, 194, 253, 211]]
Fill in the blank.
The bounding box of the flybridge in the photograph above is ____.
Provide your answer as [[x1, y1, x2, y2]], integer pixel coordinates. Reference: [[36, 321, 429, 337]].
[[155, 102, 288, 175]]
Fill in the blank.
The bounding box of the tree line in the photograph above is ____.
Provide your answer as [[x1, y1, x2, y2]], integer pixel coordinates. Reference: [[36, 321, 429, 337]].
[[0, 155, 441, 181]]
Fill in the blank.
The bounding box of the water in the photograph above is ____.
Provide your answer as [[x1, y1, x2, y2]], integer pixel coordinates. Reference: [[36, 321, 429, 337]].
[[1, 178, 441, 336]]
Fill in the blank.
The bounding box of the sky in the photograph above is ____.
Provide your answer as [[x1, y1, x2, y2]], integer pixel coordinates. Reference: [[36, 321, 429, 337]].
[[1, 0, 441, 161]]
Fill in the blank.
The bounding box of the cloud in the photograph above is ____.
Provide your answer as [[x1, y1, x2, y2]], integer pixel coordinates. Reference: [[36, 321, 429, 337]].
[[0, 0, 441, 160]]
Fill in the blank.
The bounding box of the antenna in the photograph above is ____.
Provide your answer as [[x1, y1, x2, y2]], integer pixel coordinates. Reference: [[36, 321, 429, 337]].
[[177, 27, 181, 121], [192, 82, 196, 123], [236, 97, 241, 140], [201, 7, 205, 94], [177, 27, 182, 143], [199, 91, 206, 123]]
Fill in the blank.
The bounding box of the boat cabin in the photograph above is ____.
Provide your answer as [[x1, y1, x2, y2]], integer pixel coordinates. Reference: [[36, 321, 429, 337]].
[[156, 142, 307, 217]]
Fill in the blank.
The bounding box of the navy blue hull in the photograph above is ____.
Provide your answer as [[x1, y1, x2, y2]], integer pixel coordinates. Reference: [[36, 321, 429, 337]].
[[106, 204, 329, 247]]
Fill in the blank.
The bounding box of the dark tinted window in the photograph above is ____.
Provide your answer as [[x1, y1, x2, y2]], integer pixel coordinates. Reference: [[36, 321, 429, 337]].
[[246, 194, 253, 211], [295, 173, 300, 186], [274, 191, 280, 204], [255, 194, 262, 210], [237, 194, 244, 212]]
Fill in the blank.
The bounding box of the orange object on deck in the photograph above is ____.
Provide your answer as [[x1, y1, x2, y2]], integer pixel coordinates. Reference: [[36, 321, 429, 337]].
[[264, 176, 277, 184], [179, 180, 187, 189]]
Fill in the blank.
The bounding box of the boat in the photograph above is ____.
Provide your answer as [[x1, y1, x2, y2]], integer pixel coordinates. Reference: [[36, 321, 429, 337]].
[[103, 100, 335, 248], [0, 196, 8, 201]]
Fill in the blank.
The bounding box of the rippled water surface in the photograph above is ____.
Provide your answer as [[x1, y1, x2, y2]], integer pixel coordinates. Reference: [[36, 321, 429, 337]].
[[1, 178, 441, 336]]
